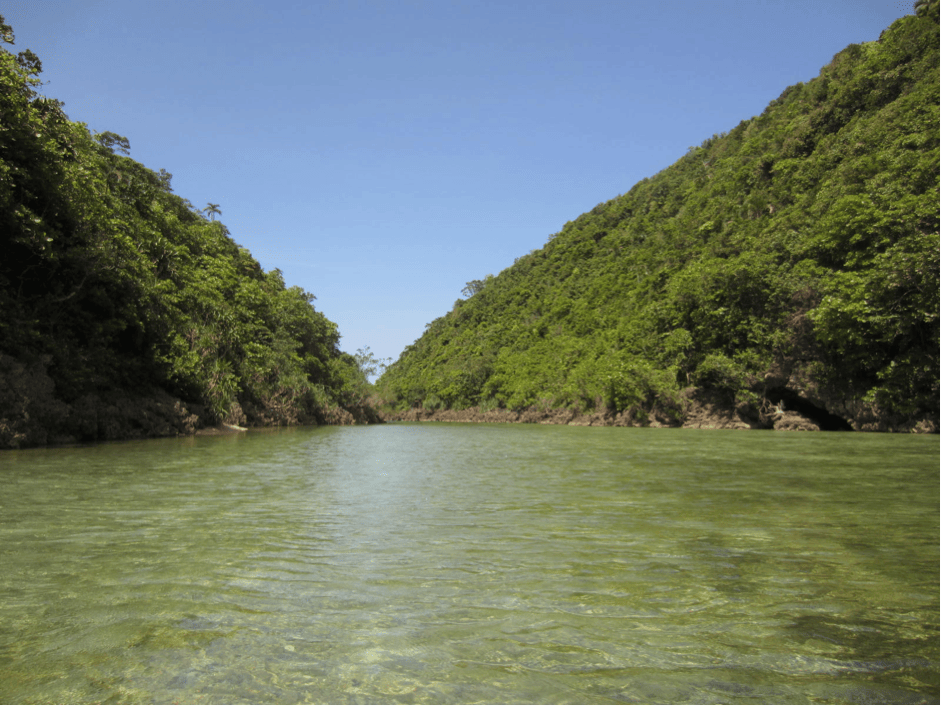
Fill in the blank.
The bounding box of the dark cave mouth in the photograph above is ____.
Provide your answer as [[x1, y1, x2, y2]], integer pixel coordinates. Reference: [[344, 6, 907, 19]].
[[766, 388, 854, 431]]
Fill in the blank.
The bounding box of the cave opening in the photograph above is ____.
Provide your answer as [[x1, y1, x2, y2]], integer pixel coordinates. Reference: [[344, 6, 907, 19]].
[[766, 388, 854, 431]]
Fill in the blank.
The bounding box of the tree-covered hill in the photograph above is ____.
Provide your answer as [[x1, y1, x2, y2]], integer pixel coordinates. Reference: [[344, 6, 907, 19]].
[[0, 17, 380, 448], [377, 8, 939, 432]]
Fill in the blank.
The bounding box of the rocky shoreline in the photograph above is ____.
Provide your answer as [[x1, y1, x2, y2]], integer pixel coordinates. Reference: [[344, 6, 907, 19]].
[[0, 353, 381, 449], [383, 399, 821, 431], [382, 391, 938, 434]]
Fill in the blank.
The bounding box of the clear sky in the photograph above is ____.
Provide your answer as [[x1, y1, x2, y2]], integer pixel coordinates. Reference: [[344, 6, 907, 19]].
[[3, 0, 912, 370]]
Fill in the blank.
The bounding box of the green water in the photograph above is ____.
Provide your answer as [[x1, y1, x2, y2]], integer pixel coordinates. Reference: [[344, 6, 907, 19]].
[[0, 424, 937, 704]]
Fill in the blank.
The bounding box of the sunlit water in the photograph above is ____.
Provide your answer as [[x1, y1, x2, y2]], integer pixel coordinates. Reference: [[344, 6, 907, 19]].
[[0, 424, 937, 704]]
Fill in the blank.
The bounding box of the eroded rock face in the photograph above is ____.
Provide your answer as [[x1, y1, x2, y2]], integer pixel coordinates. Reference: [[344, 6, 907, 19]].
[[64, 389, 201, 443], [0, 354, 69, 448], [0, 353, 204, 448], [681, 396, 753, 430], [773, 411, 821, 432], [773, 366, 937, 432], [0, 351, 386, 449]]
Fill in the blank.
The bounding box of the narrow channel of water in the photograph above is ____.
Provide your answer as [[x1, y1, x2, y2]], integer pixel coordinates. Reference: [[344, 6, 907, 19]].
[[0, 424, 937, 703]]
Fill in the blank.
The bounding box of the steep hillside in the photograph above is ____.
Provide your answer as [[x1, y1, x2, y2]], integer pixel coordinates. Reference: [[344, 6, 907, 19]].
[[378, 9, 939, 432], [0, 18, 380, 448]]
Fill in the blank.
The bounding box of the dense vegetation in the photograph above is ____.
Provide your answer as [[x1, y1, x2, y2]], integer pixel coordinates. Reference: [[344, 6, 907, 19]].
[[378, 8, 939, 431], [0, 17, 379, 448]]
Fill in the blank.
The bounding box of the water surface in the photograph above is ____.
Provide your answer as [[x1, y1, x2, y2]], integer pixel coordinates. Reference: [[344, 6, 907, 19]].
[[0, 424, 937, 703]]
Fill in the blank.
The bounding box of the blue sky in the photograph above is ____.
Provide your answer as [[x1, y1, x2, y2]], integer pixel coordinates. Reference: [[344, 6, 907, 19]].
[[4, 0, 912, 370]]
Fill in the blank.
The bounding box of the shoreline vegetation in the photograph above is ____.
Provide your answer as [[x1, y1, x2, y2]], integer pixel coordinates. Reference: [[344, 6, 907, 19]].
[[2, 8, 939, 449], [381, 386, 932, 433]]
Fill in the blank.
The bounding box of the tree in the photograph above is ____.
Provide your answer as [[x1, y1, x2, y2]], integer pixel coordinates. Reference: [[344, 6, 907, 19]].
[[203, 203, 222, 221], [461, 275, 493, 298], [0, 14, 42, 76], [914, 0, 939, 21], [95, 131, 130, 155], [354, 346, 392, 382], [1, 14, 15, 45]]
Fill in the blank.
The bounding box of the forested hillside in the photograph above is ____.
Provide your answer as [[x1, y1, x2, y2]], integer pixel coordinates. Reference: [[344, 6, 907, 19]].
[[378, 7, 939, 432], [0, 17, 379, 448]]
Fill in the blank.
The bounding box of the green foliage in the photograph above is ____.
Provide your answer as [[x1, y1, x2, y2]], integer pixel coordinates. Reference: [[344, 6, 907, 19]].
[[0, 24, 378, 438], [694, 353, 755, 405], [353, 346, 392, 381], [378, 11, 939, 428], [914, 0, 939, 22], [202, 202, 222, 221], [461, 275, 493, 298]]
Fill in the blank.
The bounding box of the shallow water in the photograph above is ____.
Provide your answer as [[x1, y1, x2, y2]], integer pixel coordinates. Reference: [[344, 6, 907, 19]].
[[0, 424, 937, 703]]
